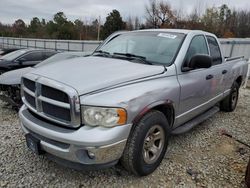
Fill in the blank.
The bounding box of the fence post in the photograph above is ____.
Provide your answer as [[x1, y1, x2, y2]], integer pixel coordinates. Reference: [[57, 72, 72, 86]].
[[82, 42, 84, 52], [229, 41, 235, 57], [55, 40, 57, 51]]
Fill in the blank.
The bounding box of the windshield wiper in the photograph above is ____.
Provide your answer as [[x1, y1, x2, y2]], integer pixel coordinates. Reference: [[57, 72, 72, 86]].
[[113, 53, 152, 65], [93, 50, 111, 57]]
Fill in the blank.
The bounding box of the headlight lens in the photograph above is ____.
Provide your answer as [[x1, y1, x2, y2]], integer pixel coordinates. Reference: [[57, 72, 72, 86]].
[[82, 106, 127, 127]]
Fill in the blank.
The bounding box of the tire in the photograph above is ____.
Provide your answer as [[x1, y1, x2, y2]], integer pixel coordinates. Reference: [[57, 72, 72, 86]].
[[221, 82, 239, 112], [245, 158, 250, 188], [121, 110, 170, 176]]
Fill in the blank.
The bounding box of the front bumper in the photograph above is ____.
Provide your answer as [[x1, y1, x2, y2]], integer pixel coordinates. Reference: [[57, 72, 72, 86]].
[[19, 105, 132, 167]]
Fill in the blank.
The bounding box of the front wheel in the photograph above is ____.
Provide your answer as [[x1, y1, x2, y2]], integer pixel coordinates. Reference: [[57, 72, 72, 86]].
[[121, 110, 170, 176], [221, 82, 239, 112]]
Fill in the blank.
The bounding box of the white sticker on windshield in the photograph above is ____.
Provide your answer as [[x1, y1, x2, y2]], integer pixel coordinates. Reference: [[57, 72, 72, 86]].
[[157, 33, 177, 39]]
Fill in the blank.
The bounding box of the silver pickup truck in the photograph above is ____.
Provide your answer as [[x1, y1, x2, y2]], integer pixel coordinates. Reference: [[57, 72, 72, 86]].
[[19, 29, 248, 176]]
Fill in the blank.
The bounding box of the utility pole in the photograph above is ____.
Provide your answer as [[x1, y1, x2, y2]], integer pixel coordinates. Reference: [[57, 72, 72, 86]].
[[97, 16, 101, 41]]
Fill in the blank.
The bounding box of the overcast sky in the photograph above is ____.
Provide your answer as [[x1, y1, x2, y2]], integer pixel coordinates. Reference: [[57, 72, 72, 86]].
[[0, 0, 250, 24]]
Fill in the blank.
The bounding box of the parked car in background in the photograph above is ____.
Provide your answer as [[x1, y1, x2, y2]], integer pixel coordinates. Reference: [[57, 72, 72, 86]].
[[0, 51, 90, 108], [19, 29, 248, 176], [0, 48, 21, 57], [0, 49, 57, 75]]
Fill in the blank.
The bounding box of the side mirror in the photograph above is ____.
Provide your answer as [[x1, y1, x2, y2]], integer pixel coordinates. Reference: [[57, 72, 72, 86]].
[[17, 58, 26, 64], [188, 54, 212, 70]]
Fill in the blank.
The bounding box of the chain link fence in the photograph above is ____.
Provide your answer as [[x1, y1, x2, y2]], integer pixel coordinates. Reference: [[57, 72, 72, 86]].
[[1, 37, 250, 59], [0, 37, 102, 52]]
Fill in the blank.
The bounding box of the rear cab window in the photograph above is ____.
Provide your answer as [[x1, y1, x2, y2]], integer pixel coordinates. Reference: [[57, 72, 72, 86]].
[[206, 36, 222, 65]]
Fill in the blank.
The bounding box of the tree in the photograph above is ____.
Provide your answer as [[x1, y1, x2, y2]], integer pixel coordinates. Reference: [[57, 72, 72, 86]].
[[126, 16, 134, 30], [46, 20, 56, 38], [157, 1, 176, 27], [13, 19, 26, 37], [53, 12, 67, 25], [100, 10, 126, 39], [74, 19, 84, 39], [45, 12, 77, 39], [145, 0, 176, 28], [41, 18, 46, 27], [2, 3, 250, 39], [201, 7, 220, 36], [29, 17, 41, 34], [134, 16, 140, 30], [236, 10, 250, 38], [218, 4, 232, 37], [145, 0, 159, 28]]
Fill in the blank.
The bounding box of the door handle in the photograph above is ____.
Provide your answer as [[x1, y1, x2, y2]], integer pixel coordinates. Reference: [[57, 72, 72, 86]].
[[222, 70, 228, 74], [206, 74, 214, 80]]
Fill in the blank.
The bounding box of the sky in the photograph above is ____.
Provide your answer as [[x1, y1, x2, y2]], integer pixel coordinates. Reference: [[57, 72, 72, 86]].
[[0, 0, 250, 24]]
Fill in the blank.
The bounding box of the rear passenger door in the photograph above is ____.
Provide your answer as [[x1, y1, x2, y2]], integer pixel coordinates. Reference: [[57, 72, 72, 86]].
[[205, 35, 226, 99]]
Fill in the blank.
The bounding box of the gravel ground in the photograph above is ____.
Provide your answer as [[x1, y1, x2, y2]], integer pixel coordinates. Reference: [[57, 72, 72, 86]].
[[0, 88, 250, 187]]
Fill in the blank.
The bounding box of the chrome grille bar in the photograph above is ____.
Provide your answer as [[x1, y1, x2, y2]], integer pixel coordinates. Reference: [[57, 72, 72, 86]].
[[23, 87, 35, 97], [38, 96, 70, 109]]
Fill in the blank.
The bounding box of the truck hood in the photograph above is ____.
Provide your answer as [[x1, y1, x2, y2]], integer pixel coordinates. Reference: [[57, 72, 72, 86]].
[[0, 67, 34, 85], [30, 56, 165, 95]]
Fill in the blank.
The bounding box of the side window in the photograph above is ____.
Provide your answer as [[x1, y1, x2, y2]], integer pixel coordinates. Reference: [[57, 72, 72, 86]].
[[43, 51, 56, 59], [184, 35, 209, 67], [206, 36, 222, 65], [22, 52, 44, 61]]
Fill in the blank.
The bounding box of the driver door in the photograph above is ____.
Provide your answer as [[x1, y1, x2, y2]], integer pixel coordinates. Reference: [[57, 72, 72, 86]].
[[175, 35, 215, 126]]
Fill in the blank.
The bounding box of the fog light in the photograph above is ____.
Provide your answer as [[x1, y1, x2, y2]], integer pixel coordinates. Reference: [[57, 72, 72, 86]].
[[87, 150, 95, 159]]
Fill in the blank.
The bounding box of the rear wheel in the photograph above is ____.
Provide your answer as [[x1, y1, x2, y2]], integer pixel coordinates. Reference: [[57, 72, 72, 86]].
[[221, 82, 239, 112], [121, 110, 170, 176]]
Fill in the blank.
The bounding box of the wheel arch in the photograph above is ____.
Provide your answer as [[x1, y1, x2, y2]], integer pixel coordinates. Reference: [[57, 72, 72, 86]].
[[132, 100, 175, 128], [235, 76, 243, 87]]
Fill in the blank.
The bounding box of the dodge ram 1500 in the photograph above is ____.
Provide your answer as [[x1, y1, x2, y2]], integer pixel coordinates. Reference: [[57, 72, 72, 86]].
[[19, 29, 248, 176]]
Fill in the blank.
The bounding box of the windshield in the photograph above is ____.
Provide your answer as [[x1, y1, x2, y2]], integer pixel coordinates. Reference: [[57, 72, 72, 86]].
[[0, 49, 27, 61], [98, 31, 185, 65]]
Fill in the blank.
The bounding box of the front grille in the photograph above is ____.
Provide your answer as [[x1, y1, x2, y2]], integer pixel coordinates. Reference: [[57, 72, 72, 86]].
[[21, 75, 80, 128], [23, 78, 36, 92], [24, 91, 36, 108], [41, 85, 69, 103], [42, 101, 71, 121]]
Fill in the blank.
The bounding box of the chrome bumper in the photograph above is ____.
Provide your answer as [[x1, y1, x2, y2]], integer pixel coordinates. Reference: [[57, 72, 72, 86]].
[[19, 105, 132, 165]]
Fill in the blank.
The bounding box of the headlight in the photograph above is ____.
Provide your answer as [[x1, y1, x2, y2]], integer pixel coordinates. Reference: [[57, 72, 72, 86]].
[[82, 106, 127, 127]]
